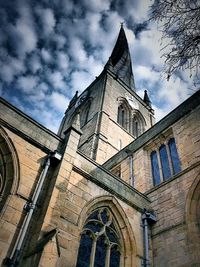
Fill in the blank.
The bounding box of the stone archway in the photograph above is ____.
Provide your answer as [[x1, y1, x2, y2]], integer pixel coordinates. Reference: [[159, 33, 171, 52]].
[[0, 126, 19, 214], [185, 173, 200, 264]]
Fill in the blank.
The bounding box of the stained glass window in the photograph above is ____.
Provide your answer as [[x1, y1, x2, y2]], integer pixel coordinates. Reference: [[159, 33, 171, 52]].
[[110, 246, 120, 267], [76, 232, 93, 267], [76, 208, 121, 267], [159, 144, 171, 180], [151, 137, 181, 186], [168, 138, 181, 174], [151, 151, 161, 185]]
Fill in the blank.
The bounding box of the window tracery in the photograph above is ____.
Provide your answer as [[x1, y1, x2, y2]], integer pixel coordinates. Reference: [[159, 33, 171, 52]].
[[76, 208, 121, 267]]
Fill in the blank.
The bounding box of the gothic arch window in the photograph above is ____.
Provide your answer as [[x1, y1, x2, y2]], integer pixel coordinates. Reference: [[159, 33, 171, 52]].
[[80, 101, 91, 128], [132, 117, 139, 137], [150, 137, 181, 186], [117, 105, 126, 128], [151, 151, 161, 185], [159, 144, 171, 180], [168, 138, 181, 174], [132, 112, 146, 138], [117, 99, 132, 132], [0, 128, 19, 212], [117, 98, 146, 137], [76, 207, 121, 267]]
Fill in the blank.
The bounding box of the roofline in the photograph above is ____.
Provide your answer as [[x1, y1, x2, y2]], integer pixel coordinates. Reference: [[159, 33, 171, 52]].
[[0, 97, 61, 141], [103, 89, 200, 169]]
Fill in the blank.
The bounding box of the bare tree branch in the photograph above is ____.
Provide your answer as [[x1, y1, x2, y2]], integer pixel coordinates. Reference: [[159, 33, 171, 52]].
[[149, 0, 200, 80]]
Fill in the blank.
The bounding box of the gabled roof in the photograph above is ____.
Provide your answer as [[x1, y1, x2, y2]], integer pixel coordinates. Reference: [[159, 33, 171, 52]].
[[107, 25, 135, 91]]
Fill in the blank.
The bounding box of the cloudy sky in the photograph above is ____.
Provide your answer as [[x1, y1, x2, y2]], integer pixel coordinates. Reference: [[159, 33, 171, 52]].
[[0, 0, 198, 133]]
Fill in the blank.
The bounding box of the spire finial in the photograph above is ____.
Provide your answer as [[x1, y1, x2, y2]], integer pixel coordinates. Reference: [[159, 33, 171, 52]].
[[143, 90, 152, 107], [120, 22, 124, 28]]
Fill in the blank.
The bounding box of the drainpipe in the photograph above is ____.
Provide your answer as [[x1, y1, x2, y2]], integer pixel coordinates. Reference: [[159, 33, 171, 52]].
[[125, 149, 134, 187], [7, 151, 62, 266], [129, 154, 134, 187], [142, 209, 157, 267]]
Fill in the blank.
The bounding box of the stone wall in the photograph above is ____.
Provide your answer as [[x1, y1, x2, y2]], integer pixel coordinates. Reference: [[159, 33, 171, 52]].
[[0, 127, 48, 265], [147, 165, 200, 267]]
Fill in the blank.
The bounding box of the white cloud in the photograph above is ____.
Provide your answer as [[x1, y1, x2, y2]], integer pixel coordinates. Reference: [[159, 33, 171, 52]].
[[36, 7, 56, 36], [69, 37, 87, 64], [71, 71, 93, 94], [9, 4, 38, 58], [0, 56, 25, 83], [130, 0, 152, 23], [135, 65, 160, 82], [56, 52, 69, 72], [17, 75, 38, 93], [28, 53, 41, 74], [82, 0, 110, 12], [53, 34, 66, 49], [132, 24, 164, 68], [48, 71, 67, 90], [158, 77, 189, 107], [49, 91, 69, 113], [0, 66, 16, 83], [41, 48, 52, 62], [153, 104, 169, 122]]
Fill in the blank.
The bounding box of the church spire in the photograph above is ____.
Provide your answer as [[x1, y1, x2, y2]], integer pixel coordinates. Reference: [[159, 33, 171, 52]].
[[107, 25, 135, 91], [143, 90, 152, 107]]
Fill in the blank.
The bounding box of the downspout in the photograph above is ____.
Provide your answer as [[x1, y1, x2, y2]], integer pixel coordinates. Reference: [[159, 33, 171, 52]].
[[129, 154, 134, 187], [142, 209, 157, 267], [125, 149, 134, 187], [7, 151, 61, 266]]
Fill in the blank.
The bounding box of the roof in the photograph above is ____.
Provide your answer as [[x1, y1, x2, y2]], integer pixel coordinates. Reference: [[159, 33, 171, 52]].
[[108, 25, 135, 91]]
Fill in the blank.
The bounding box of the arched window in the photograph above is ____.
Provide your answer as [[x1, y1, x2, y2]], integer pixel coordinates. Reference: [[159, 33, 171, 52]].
[[151, 151, 161, 185], [159, 144, 171, 180], [132, 112, 146, 138], [117, 105, 125, 128], [76, 208, 121, 267], [0, 128, 19, 213], [80, 102, 91, 128], [117, 99, 146, 136], [150, 137, 181, 186], [168, 138, 181, 174], [132, 117, 139, 137]]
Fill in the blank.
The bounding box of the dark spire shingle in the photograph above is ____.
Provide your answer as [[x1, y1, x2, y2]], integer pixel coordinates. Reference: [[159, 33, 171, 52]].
[[108, 25, 135, 91]]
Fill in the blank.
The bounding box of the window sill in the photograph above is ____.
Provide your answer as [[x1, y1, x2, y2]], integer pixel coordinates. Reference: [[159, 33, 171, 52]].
[[145, 160, 200, 195]]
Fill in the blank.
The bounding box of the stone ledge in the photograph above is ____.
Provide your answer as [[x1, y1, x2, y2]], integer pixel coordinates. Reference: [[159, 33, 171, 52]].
[[145, 160, 200, 195], [73, 151, 151, 212], [0, 97, 62, 152]]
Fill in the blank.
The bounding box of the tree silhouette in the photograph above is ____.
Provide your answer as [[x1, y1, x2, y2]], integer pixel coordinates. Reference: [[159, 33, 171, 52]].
[[149, 0, 200, 80]]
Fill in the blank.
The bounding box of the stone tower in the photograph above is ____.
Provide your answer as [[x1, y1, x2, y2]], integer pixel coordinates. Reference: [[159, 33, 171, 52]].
[[58, 26, 155, 163]]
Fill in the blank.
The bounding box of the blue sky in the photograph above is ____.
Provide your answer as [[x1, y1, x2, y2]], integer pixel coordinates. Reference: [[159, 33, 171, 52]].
[[0, 0, 198, 133]]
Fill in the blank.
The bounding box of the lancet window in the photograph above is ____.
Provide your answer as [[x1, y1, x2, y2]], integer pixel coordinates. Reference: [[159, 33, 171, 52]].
[[151, 137, 181, 186], [117, 105, 126, 129], [80, 101, 91, 128], [117, 98, 146, 138]]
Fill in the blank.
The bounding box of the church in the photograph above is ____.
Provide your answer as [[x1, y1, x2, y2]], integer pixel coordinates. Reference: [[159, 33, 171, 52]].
[[0, 26, 199, 267]]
